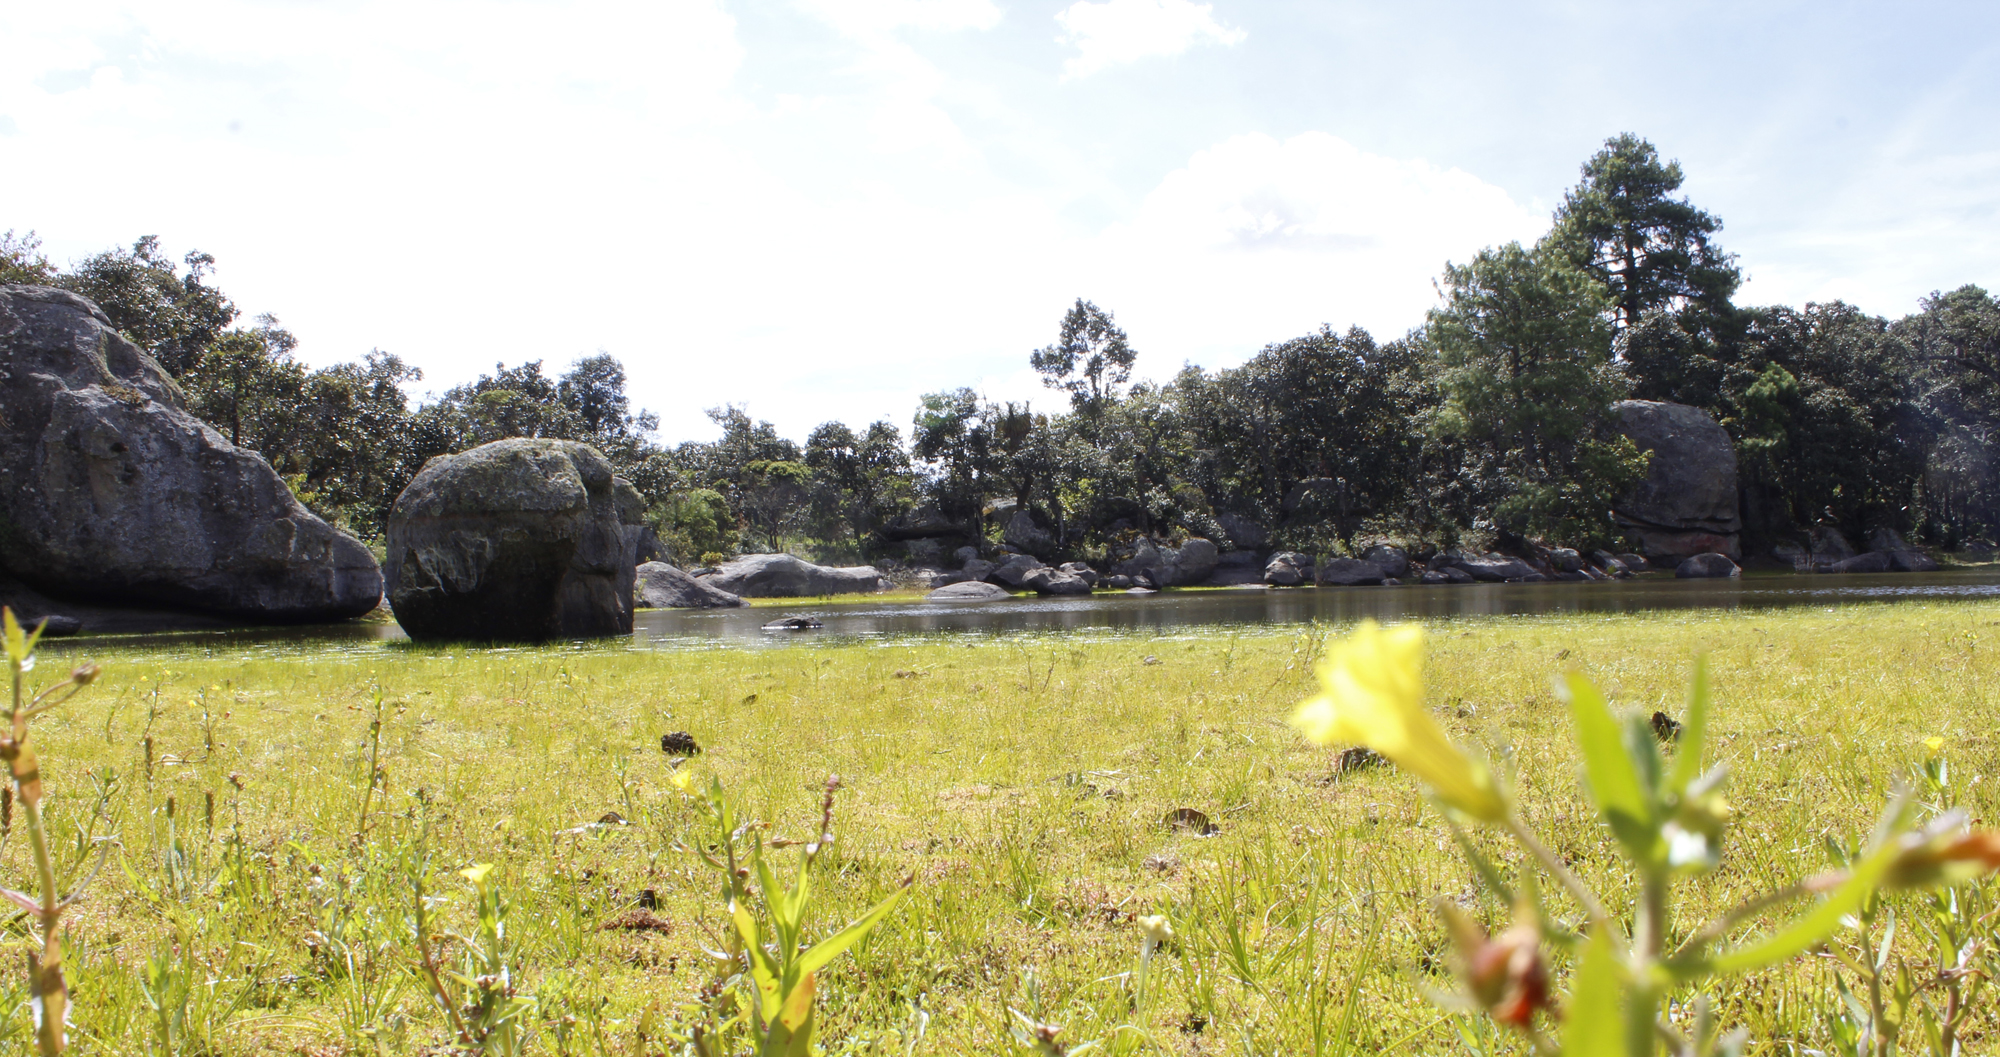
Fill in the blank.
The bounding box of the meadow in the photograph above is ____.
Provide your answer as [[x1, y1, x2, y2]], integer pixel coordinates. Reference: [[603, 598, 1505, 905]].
[[14, 599, 2000, 1055]]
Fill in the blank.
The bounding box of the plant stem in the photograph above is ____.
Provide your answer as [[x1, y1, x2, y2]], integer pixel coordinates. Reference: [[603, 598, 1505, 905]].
[[1503, 817, 1613, 931]]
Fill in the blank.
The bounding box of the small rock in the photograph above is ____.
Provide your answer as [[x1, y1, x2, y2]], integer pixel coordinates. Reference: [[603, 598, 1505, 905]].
[[1142, 655, 1161, 665], [1650, 711, 1682, 742], [1675, 553, 1740, 579], [1164, 807, 1219, 836], [1335, 747, 1388, 774], [660, 731, 703, 756], [761, 616, 823, 630]]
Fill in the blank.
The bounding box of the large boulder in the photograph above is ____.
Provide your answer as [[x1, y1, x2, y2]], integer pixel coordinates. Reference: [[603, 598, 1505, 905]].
[[1830, 551, 1892, 574], [1435, 551, 1537, 582], [698, 553, 881, 597], [1264, 552, 1313, 586], [1317, 557, 1388, 586], [1215, 513, 1269, 551], [0, 285, 382, 623], [385, 439, 644, 640], [635, 562, 744, 609], [986, 553, 1047, 589], [1022, 566, 1093, 595], [1361, 544, 1411, 580], [1002, 510, 1055, 555], [1108, 536, 1217, 587], [1612, 400, 1742, 562]]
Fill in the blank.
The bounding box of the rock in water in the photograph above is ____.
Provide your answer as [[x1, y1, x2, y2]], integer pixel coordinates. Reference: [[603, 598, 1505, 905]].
[[385, 438, 644, 641], [635, 561, 744, 608], [697, 554, 881, 597], [1612, 400, 1742, 562], [1674, 552, 1741, 579], [925, 580, 1012, 601], [0, 285, 382, 621]]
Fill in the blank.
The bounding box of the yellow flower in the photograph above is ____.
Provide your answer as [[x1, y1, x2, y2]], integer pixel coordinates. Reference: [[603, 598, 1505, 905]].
[[1926, 736, 1946, 756], [1291, 620, 1506, 821], [1137, 914, 1173, 944], [668, 768, 696, 793]]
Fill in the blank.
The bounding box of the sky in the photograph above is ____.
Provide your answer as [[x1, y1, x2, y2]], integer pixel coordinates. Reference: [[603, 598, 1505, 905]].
[[3, 0, 1998, 443]]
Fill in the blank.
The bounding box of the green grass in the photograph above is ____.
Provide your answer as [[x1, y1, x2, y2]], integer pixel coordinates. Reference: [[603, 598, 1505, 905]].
[[20, 600, 2000, 1054]]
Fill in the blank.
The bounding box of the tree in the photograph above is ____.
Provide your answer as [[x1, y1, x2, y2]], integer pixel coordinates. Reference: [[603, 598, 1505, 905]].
[[1550, 134, 1741, 334], [1031, 299, 1137, 413], [805, 420, 913, 555], [0, 230, 55, 284], [1428, 241, 1641, 544], [56, 236, 238, 376]]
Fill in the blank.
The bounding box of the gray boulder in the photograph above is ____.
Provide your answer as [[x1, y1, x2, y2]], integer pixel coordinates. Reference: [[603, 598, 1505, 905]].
[[1811, 527, 1856, 564], [1890, 549, 1940, 572], [698, 553, 881, 597], [1058, 561, 1101, 587], [1318, 558, 1388, 586], [1436, 551, 1537, 582], [635, 562, 744, 609], [962, 557, 997, 581], [926, 581, 1012, 602], [0, 284, 382, 622], [1675, 553, 1741, 579], [1109, 536, 1217, 587], [386, 438, 644, 640], [1022, 566, 1093, 595], [987, 553, 1047, 589], [1216, 513, 1269, 551], [1547, 548, 1584, 573], [952, 545, 981, 566], [1830, 551, 1892, 574], [1166, 538, 1219, 585], [1612, 400, 1742, 561], [1264, 552, 1314, 586], [1361, 544, 1410, 579], [1002, 509, 1055, 555]]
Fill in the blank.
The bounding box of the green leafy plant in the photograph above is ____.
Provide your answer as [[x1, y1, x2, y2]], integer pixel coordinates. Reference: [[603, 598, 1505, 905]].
[[1293, 620, 2000, 1056], [670, 775, 911, 1057]]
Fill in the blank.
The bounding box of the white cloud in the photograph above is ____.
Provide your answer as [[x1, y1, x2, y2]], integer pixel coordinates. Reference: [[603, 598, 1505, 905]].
[[1055, 0, 1245, 78]]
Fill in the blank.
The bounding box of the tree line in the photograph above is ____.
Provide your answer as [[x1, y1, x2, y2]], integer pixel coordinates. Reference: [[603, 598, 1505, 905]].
[[5, 133, 1999, 565]]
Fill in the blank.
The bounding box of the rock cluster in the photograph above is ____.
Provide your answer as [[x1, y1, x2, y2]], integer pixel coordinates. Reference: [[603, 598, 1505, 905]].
[[0, 284, 383, 627]]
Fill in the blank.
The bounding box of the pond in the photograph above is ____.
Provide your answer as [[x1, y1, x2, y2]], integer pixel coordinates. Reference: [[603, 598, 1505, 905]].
[[42, 567, 2000, 654]]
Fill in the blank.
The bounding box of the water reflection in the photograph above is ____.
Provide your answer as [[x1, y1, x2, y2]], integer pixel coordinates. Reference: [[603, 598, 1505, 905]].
[[47, 568, 2000, 654]]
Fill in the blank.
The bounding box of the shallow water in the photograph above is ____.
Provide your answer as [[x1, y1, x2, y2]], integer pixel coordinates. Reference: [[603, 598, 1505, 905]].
[[44, 567, 2000, 654]]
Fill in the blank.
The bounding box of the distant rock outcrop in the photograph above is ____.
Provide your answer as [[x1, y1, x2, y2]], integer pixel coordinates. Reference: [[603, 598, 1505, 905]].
[[385, 438, 644, 640], [697, 553, 882, 597], [635, 562, 744, 608], [0, 284, 383, 625], [1612, 400, 1742, 562]]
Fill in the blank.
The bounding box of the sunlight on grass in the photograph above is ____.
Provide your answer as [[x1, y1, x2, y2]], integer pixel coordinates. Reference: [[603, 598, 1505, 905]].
[[18, 601, 2000, 1053]]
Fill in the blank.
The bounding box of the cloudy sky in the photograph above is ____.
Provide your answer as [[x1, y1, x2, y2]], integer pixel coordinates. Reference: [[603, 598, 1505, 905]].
[[4, 1, 1997, 442]]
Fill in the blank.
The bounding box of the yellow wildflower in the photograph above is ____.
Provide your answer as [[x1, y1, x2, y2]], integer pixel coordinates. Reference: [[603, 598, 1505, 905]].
[[1926, 736, 1946, 756], [1291, 620, 1506, 821]]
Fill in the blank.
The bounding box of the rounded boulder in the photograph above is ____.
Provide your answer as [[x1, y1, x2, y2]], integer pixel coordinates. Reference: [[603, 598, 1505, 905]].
[[385, 438, 645, 641]]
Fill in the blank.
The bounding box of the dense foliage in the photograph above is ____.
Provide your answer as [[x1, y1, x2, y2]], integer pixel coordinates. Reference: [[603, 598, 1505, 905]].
[[6, 134, 1998, 562]]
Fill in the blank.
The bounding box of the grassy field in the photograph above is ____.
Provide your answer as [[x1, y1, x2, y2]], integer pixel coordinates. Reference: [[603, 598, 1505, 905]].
[[14, 599, 2000, 1055]]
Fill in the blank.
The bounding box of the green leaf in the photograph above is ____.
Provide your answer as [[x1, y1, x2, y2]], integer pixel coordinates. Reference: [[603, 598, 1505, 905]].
[[731, 897, 783, 1021], [795, 878, 912, 978], [1669, 657, 1711, 794], [1561, 926, 1628, 1057], [1561, 672, 1656, 855], [1710, 840, 1899, 974]]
